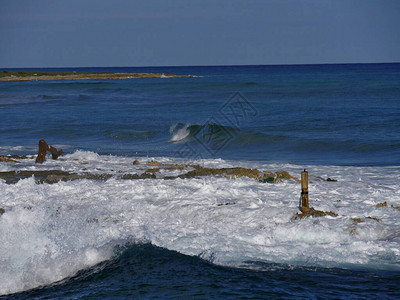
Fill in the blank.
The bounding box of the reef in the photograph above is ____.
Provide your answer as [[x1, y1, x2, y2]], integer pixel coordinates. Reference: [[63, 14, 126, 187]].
[[142, 162, 301, 183], [0, 162, 301, 185]]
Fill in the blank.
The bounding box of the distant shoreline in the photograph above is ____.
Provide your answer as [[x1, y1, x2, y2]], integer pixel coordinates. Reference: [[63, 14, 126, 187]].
[[0, 71, 190, 82]]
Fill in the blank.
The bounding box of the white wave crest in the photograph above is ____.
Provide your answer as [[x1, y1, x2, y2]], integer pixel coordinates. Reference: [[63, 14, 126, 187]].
[[169, 123, 191, 143]]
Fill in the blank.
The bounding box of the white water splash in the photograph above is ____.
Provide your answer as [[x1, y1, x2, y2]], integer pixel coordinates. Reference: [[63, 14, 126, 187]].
[[0, 152, 400, 295]]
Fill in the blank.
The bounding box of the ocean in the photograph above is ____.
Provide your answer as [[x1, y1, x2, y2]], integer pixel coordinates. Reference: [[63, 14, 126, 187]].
[[0, 64, 399, 299]]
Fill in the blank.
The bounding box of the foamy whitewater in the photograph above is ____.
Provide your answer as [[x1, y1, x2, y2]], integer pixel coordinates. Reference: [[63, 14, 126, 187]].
[[1, 151, 400, 295], [1, 64, 399, 298]]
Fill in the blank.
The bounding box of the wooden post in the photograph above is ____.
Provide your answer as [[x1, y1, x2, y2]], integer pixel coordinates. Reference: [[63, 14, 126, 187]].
[[301, 169, 309, 211]]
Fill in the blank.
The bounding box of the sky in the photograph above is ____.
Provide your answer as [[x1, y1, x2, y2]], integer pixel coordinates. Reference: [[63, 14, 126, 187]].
[[0, 0, 399, 68]]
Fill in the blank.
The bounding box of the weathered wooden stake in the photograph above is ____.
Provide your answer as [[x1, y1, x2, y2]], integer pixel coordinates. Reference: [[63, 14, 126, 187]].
[[35, 139, 64, 164], [300, 169, 309, 211]]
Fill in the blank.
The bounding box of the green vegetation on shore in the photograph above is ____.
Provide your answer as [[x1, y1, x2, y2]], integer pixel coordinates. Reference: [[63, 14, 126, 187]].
[[0, 70, 102, 78], [0, 70, 189, 81]]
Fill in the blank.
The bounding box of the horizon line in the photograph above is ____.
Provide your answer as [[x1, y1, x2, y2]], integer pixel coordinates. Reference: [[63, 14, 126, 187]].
[[1, 61, 399, 70]]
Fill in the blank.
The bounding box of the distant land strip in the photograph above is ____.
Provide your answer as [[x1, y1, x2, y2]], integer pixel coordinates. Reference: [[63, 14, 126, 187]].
[[0, 70, 192, 81]]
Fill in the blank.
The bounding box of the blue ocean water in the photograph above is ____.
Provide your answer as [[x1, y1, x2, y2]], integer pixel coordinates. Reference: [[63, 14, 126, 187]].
[[1, 64, 400, 299], [1, 64, 399, 165]]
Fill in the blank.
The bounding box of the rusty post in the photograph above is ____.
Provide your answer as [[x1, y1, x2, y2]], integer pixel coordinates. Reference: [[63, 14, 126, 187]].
[[35, 139, 48, 163], [300, 169, 309, 212], [35, 139, 64, 163]]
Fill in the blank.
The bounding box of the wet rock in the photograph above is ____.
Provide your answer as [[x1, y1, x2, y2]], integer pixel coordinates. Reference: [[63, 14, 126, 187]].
[[260, 171, 300, 183], [294, 207, 338, 219], [146, 161, 162, 166], [121, 173, 156, 180], [0, 170, 112, 184], [0, 207, 5, 215], [42, 173, 112, 183], [0, 156, 21, 163], [146, 160, 202, 170], [376, 201, 387, 208], [366, 216, 381, 222], [145, 168, 160, 175], [326, 178, 338, 182], [0, 170, 70, 184], [262, 176, 275, 183], [7, 155, 30, 159], [351, 217, 363, 223], [351, 216, 381, 224], [274, 171, 300, 183], [133, 159, 140, 165], [391, 204, 400, 211], [178, 167, 261, 179], [217, 202, 236, 206]]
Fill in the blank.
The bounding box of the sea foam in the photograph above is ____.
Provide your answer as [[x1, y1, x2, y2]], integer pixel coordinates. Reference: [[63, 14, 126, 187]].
[[0, 154, 400, 295]]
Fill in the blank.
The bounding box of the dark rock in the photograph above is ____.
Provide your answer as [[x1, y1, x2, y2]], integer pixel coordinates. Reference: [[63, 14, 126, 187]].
[[121, 173, 156, 180], [294, 207, 338, 220], [0, 170, 112, 184], [0, 156, 20, 163]]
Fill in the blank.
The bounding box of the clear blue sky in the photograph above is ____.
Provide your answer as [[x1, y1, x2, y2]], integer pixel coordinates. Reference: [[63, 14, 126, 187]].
[[1, 0, 399, 68]]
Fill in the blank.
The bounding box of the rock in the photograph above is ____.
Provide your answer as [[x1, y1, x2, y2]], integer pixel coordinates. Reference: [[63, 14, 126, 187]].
[[376, 201, 387, 208], [391, 204, 400, 210], [262, 176, 275, 183], [121, 173, 156, 180], [0, 170, 112, 184], [178, 167, 261, 179], [294, 207, 338, 219], [351, 217, 363, 223], [133, 160, 140, 165], [145, 168, 160, 175], [0, 156, 20, 163]]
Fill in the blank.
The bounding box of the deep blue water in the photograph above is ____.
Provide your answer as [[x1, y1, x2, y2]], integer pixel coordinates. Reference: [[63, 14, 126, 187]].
[[4, 244, 400, 300], [1, 64, 400, 299], [1, 63, 399, 165]]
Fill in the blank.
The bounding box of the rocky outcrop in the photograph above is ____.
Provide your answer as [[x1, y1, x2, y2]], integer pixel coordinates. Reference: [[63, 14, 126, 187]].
[[294, 207, 338, 219]]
